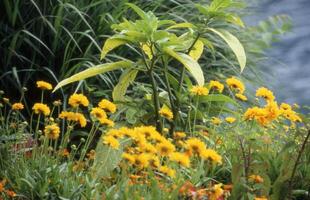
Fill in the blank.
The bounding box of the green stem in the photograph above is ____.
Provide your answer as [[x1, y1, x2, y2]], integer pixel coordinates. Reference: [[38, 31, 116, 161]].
[[192, 96, 200, 133]]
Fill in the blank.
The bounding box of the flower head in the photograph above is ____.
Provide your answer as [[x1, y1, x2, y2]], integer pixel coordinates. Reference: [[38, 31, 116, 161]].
[[256, 87, 275, 102], [99, 118, 114, 127], [12, 102, 24, 110], [249, 174, 264, 183], [159, 106, 173, 120], [201, 149, 222, 164], [209, 80, 224, 93], [36, 81, 53, 90], [209, 184, 224, 200], [44, 124, 60, 140], [59, 111, 87, 127], [190, 85, 209, 96], [156, 140, 175, 157], [185, 138, 206, 156], [211, 117, 221, 125], [90, 107, 107, 120], [32, 103, 50, 116], [68, 93, 89, 108], [98, 99, 116, 113], [159, 165, 175, 178], [102, 135, 119, 149], [133, 153, 150, 169], [235, 93, 247, 101], [169, 152, 190, 167], [225, 117, 236, 124], [226, 77, 245, 93]]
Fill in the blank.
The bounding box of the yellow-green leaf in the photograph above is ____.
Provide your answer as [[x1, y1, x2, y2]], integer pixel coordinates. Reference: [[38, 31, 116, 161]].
[[226, 15, 245, 28], [100, 38, 127, 60], [53, 61, 133, 92], [113, 68, 139, 102], [164, 47, 204, 86], [141, 43, 153, 59], [189, 39, 204, 61], [208, 28, 246, 72], [166, 22, 196, 30]]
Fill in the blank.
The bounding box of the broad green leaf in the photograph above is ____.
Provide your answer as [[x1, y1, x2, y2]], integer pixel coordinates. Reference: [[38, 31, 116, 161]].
[[126, 3, 147, 20], [53, 61, 133, 92], [189, 39, 204, 61], [91, 139, 130, 178], [201, 94, 239, 106], [166, 22, 196, 30], [113, 68, 139, 102], [208, 28, 246, 72], [100, 38, 127, 60], [164, 48, 204, 86]]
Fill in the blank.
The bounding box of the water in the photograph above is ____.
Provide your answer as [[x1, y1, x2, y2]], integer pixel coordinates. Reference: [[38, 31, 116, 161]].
[[246, 0, 310, 108]]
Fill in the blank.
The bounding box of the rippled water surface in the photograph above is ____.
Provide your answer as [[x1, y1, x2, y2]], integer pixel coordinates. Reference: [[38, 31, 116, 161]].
[[247, 0, 310, 107]]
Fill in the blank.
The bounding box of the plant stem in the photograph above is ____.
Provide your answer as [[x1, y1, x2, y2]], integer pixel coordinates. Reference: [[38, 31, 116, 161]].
[[149, 69, 162, 132], [287, 129, 310, 198], [162, 57, 176, 136], [238, 137, 249, 182], [192, 96, 200, 133]]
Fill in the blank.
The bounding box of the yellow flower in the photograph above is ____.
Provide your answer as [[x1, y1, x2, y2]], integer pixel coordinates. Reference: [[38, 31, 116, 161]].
[[122, 153, 135, 165], [185, 138, 206, 156], [190, 85, 209, 96], [140, 142, 157, 154], [32, 103, 51, 116], [159, 106, 173, 120], [211, 117, 221, 125], [209, 184, 224, 200], [99, 118, 114, 127], [90, 107, 107, 120], [173, 131, 186, 139], [135, 126, 159, 139], [235, 93, 247, 101], [106, 129, 124, 139], [209, 80, 224, 93], [169, 152, 190, 167], [280, 103, 292, 111], [36, 81, 53, 90], [149, 155, 160, 168], [87, 149, 96, 160], [44, 124, 60, 140], [156, 140, 175, 157], [159, 165, 175, 178], [226, 77, 245, 93], [225, 117, 236, 123], [98, 99, 116, 113], [133, 153, 150, 169], [102, 135, 119, 149], [249, 174, 264, 183], [68, 93, 89, 108], [254, 197, 268, 200], [256, 87, 275, 102], [59, 111, 87, 127], [201, 149, 222, 164], [12, 102, 24, 110]]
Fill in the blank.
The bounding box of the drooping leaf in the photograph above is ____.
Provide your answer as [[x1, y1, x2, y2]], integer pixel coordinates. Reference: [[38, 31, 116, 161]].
[[226, 15, 245, 28], [208, 28, 246, 72], [53, 61, 133, 92], [166, 22, 196, 30], [100, 38, 127, 60], [126, 3, 147, 20], [113, 68, 139, 102], [164, 48, 204, 86], [189, 39, 204, 61], [141, 43, 153, 59]]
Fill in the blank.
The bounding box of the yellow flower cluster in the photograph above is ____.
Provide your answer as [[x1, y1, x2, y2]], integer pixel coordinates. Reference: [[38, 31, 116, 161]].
[[190, 85, 209, 96], [98, 99, 117, 113], [100, 125, 221, 177], [226, 77, 247, 101], [244, 87, 302, 126], [59, 111, 87, 127]]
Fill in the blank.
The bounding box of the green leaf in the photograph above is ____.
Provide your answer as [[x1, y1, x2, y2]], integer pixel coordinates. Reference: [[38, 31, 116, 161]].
[[100, 38, 127, 60], [164, 47, 204, 86], [53, 61, 133, 92], [166, 22, 196, 30], [200, 94, 239, 106], [226, 15, 245, 28], [189, 39, 204, 61], [208, 28, 246, 72], [91, 139, 129, 178], [112, 68, 139, 102], [126, 3, 147, 20]]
